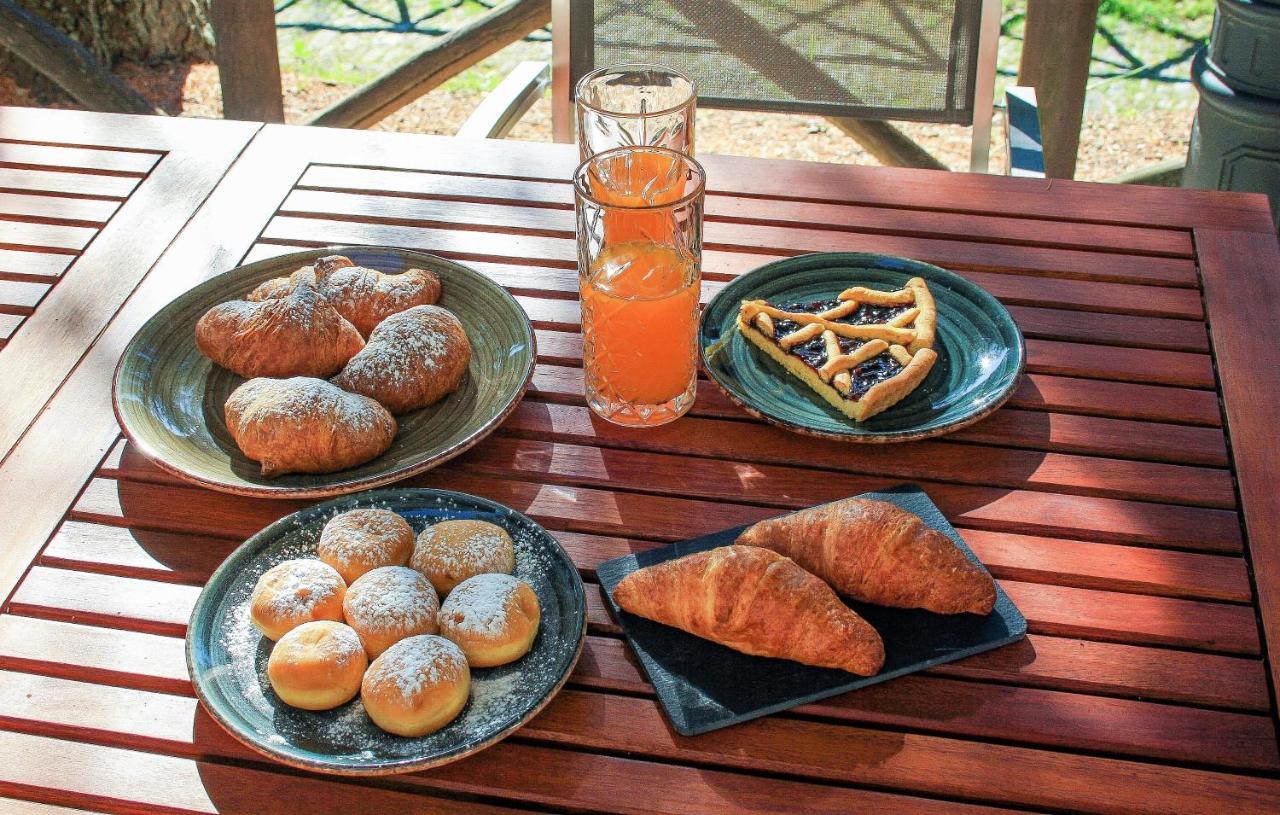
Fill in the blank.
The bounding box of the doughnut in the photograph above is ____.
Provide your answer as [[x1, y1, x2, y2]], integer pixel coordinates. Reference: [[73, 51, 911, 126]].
[[266, 620, 367, 710], [410, 519, 515, 597], [250, 558, 346, 641], [361, 634, 470, 737], [437, 573, 540, 667], [317, 508, 415, 584], [343, 565, 440, 658]]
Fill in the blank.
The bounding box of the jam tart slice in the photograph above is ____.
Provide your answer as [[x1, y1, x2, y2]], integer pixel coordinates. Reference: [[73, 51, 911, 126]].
[[736, 277, 939, 422]]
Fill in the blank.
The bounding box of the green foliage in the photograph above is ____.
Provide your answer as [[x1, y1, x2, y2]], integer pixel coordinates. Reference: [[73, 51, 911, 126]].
[[1099, 0, 1215, 29]]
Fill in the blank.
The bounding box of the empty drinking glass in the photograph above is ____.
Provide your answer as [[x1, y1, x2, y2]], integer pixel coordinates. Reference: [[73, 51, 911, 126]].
[[575, 64, 696, 159]]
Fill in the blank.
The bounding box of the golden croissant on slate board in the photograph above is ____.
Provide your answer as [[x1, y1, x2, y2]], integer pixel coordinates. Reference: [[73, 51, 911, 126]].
[[736, 498, 997, 615], [613, 545, 885, 676]]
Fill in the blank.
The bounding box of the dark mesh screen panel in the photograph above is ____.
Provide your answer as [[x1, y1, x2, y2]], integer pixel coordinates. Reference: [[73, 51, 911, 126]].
[[576, 0, 984, 125]]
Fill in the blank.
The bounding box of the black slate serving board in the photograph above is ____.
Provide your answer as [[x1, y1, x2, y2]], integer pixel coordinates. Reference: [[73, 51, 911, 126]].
[[596, 486, 1027, 736]]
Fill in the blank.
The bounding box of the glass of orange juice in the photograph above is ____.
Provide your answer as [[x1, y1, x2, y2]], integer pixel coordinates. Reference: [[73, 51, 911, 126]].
[[576, 64, 695, 159], [573, 146, 705, 427]]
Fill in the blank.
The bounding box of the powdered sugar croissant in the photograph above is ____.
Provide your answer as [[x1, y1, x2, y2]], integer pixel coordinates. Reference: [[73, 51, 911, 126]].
[[225, 377, 396, 477], [195, 269, 363, 379], [613, 545, 885, 676], [332, 305, 471, 414], [248, 255, 442, 336]]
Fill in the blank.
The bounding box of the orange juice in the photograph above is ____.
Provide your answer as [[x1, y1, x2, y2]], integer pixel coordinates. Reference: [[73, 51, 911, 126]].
[[588, 151, 687, 245], [581, 240, 699, 407]]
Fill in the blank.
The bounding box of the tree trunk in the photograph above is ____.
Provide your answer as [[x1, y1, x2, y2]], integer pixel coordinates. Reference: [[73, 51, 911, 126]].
[[10, 0, 213, 65], [1, 0, 213, 105]]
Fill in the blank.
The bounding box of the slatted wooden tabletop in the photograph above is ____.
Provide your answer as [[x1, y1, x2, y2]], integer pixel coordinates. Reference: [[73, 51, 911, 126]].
[[0, 107, 261, 465], [1, 113, 1279, 814]]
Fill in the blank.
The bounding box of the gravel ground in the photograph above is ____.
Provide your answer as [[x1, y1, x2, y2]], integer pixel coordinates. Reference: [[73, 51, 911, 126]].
[[0, 58, 1192, 182]]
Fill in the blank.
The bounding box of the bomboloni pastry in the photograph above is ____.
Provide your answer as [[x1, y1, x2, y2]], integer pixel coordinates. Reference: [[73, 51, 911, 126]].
[[737, 277, 938, 421]]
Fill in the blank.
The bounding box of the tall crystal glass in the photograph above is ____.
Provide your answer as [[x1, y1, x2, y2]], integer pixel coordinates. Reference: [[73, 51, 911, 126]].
[[575, 64, 696, 159], [574, 146, 705, 427]]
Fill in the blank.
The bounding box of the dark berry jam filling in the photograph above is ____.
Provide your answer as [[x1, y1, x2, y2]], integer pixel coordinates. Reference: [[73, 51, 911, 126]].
[[849, 354, 904, 399]]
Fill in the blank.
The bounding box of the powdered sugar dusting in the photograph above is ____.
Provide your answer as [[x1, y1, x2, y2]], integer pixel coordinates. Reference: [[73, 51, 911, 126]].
[[411, 520, 513, 589], [277, 621, 366, 667], [365, 635, 466, 701], [204, 492, 579, 766], [344, 566, 439, 631], [229, 377, 388, 434], [252, 559, 343, 619], [334, 306, 459, 390], [439, 574, 523, 636], [319, 509, 412, 572]]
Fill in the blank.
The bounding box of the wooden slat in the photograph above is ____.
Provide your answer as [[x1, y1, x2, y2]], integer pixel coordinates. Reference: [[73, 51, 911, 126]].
[[483, 405, 1237, 509], [525, 690, 1280, 815], [0, 729, 523, 815], [0, 249, 72, 281], [89, 440, 1246, 551], [0, 616, 188, 691], [0, 141, 158, 175], [0, 168, 135, 199], [251, 238, 1208, 322], [0, 220, 95, 252], [0, 797, 99, 814], [41, 521, 238, 584], [9, 567, 199, 634], [299, 163, 1198, 258], [0, 193, 118, 225], [0, 313, 23, 342], [4, 668, 1277, 815], [1006, 371, 1221, 425], [275, 192, 1200, 287], [948, 408, 1228, 466], [1196, 226, 1280, 703], [0, 280, 49, 313]]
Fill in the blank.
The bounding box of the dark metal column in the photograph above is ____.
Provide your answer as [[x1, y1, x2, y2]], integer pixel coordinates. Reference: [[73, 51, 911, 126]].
[[1185, 0, 1280, 232]]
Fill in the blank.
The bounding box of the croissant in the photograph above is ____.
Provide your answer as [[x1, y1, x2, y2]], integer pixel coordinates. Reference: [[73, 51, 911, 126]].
[[248, 255, 442, 337], [195, 269, 364, 379], [225, 377, 397, 477], [331, 305, 471, 414], [613, 545, 884, 676], [736, 498, 996, 615]]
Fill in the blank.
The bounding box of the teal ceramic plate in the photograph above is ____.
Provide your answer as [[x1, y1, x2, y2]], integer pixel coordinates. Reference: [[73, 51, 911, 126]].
[[700, 252, 1024, 442], [113, 246, 535, 498], [186, 488, 587, 776]]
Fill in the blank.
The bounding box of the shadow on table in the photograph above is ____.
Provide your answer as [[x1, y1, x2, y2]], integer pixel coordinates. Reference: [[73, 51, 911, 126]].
[[109, 439, 301, 577], [484, 389, 1051, 559]]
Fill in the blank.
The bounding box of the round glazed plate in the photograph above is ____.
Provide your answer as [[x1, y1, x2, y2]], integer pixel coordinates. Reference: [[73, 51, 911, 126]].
[[700, 252, 1024, 442], [186, 488, 586, 776], [113, 246, 535, 498]]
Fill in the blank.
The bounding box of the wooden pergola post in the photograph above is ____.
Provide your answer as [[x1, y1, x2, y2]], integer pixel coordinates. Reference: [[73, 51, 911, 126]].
[[211, 0, 285, 122], [1018, 0, 1101, 179]]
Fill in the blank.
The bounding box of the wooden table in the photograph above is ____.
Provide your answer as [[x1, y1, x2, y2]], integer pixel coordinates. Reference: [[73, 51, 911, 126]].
[[2, 109, 1279, 814]]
